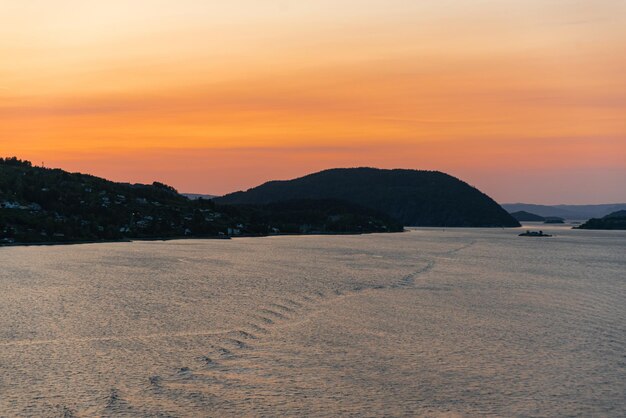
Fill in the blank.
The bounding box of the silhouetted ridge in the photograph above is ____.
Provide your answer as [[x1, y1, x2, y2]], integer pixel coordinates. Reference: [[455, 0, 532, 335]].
[[576, 210, 626, 230], [503, 202, 626, 219], [604, 210, 626, 218], [216, 168, 519, 227], [510, 211, 545, 222]]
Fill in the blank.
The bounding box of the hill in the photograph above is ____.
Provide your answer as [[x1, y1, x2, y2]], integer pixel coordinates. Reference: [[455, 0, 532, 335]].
[[510, 211, 545, 222], [502, 203, 626, 220], [216, 168, 519, 227], [0, 158, 399, 244], [604, 210, 626, 218], [577, 210, 626, 230]]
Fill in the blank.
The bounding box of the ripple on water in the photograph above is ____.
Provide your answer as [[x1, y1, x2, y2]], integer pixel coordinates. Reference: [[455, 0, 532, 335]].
[[0, 228, 624, 416]]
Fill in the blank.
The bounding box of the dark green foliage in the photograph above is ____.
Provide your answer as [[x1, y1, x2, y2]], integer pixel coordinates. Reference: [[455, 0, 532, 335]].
[[0, 158, 399, 244], [577, 211, 626, 230], [216, 168, 520, 227], [0, 157, 32, 167]]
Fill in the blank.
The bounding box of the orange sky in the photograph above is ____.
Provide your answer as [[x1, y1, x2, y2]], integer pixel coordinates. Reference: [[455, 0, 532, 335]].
[[1, 1, 625, 203]]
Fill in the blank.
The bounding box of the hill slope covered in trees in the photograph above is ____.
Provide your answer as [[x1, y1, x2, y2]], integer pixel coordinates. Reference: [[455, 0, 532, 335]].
[[216, 168, 520, 227], [0, 158, 400, 244], [576, 210, 626, 230]]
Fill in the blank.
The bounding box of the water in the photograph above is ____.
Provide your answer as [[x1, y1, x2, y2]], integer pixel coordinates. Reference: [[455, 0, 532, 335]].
[[0, 225, 624, 417]]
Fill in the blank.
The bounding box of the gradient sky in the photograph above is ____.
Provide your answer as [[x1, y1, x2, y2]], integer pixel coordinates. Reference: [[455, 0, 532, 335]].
[[1, 1, 625, 203]]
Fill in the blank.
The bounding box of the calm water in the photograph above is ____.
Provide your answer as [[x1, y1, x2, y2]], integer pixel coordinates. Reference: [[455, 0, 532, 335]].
[[0, 225, 624, 417]]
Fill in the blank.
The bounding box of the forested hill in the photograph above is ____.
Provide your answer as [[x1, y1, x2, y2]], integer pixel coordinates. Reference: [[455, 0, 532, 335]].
[[216, 168, 520, 227], [0, 158, 400, 244], [576, 210, 626, 230]]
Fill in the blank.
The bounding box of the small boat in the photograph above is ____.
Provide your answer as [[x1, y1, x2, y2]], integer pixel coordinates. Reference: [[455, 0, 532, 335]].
[[519, 230, 552, 237]]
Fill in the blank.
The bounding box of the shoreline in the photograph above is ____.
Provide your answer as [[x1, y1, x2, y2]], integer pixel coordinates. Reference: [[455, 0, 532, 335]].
[[1, 225, 544, 248], [0, 229, 407, 248]]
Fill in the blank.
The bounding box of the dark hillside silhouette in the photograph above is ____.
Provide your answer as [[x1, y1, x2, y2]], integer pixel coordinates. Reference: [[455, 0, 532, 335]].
[[216, 168, 519, 227], [577, 210, 626, 230]]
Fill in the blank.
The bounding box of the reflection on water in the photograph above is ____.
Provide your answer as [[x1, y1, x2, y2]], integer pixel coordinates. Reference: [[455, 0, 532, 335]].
[[0, 226, 624, 416]]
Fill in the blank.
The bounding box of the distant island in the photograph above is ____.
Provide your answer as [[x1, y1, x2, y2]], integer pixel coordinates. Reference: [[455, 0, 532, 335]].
[[216, 168, 519, 227], [510, 211, 565, 224], [576, 210, 626, 230], [503, 203, 626, 220], [0, 158, 401, 245], [519, 230, 552, 237], [510, 211, 545, 222]]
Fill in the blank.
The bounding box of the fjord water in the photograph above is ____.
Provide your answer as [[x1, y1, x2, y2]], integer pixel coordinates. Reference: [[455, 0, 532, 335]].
[[0, 226, 624, 417]]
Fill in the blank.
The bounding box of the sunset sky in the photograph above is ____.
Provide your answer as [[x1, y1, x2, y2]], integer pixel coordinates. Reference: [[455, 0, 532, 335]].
[[1, 1, 625, 203]]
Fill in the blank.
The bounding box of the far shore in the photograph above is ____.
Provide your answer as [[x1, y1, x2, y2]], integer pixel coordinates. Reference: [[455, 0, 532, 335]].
[[0, 229, 408, 248], [4, 225, 563, 248]]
